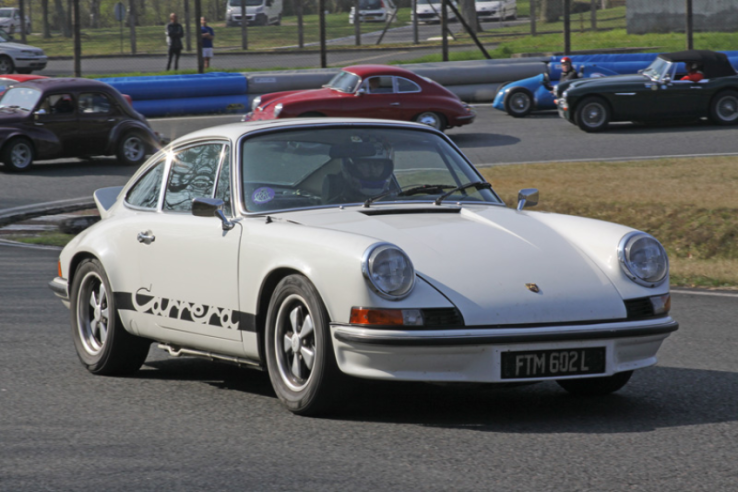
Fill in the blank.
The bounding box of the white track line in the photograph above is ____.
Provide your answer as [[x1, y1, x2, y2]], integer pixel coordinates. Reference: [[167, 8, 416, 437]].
[[478, 152, 738, 167], [671, 289, 738, 298]]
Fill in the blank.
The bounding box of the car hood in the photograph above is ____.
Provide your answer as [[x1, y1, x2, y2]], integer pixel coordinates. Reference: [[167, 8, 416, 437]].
[[566, 74, 649, 91], [0, 41, 35, 51], [282, 205, 626, 325], [0, 110, 27, 123], [269, 88, 342, 105]]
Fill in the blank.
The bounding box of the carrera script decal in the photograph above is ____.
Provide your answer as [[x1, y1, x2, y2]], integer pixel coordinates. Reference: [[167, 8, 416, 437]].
[[132, 286, 240, 330]]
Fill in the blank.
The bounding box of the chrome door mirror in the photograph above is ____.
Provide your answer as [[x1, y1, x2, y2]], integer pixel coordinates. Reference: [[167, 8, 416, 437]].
[[662, 75, 672, 85], [192, 197, 235, 231], [355, 88, 366, 96], [34, 108, 47, 119], [516, 188, 539, 211]]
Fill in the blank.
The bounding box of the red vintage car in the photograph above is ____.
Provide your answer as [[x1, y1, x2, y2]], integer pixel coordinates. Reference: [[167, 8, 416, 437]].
[[244, 65, 476, 131]]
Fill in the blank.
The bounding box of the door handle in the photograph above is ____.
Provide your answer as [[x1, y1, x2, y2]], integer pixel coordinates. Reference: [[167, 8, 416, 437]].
[[390, 102, 401, 106], [107, 118, 116, 122], [137, 231, 155, 244]]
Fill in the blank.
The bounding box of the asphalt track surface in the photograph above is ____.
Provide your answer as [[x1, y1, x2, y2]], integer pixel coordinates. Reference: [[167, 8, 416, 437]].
[[2, 244, 737, 491], [1, 107, 738, 491], [3, 106, 738, 210]]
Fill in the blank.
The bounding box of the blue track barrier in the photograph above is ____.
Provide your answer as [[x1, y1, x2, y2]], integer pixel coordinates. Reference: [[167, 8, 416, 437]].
[[131, 94, 251, 117]]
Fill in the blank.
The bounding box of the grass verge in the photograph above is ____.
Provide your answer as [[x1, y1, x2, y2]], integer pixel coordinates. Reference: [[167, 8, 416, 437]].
[[7, 232, 76, 248], [478, 156, 738, 289]]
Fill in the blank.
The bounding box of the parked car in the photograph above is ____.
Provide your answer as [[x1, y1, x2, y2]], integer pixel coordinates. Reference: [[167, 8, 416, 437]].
[[0, 78, 160, 171], [413, 0, 458, 23], [49, 118, 678, 415], [349, 0, 397, 24], [245, 65, 475, 131], [493, 62, 621, 117], [558, 50, 738, 132], [225, 0, 282, 26], [476, 0, 517, 21], [0, 28, 46, 75], [0, 8, 31, 35]]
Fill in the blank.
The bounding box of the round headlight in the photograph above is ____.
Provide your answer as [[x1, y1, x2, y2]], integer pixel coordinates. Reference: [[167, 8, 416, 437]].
[[362, 243, 415, 300], [618, 232, 669, 287], [273, 103, 283, 117], [251, 96, 262, 111]]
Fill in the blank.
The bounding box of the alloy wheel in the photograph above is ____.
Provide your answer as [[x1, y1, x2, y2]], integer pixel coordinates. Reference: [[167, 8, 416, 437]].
[[274, 294, 316, 392], [76, 271, 110, 356], [717, 95, 738, 122]]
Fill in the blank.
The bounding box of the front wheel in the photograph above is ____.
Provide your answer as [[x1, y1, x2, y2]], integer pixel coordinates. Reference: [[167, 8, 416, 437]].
[[504, 88, 533, 117], [2, 138, 33, 172], [265, 275, 345, 415], [709, 90, 738, 125], [557, 371, 633, 396], [414, 111, 445, 131], [70, 259, 150, 376], [0, 55, 14, 75], [575, 97, 611, 132], [116, 131, 148, 166]]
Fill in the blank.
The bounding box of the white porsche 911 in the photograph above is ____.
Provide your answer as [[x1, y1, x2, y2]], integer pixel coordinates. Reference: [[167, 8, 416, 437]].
[[49, 118, 677, 415]]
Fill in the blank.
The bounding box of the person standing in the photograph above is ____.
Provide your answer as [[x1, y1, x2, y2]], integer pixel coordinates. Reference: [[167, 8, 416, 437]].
[[165, 13, 184, 71], [200, 17, 215, 69]]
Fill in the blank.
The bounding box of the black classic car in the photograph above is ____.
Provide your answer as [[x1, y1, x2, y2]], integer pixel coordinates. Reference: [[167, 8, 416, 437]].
[[557, 50, 738, 132], [0, 78, 160, 171]]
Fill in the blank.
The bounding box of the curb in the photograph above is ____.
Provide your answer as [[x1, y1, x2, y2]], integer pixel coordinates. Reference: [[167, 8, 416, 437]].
[[0, 197, 96, 228]]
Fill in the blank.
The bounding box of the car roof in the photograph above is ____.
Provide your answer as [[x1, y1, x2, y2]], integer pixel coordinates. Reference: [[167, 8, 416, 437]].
[[169, 118, 436, 145], [340, 64, 418, 78], [659, 50, 737, 78], [14, 78, 118, 93]]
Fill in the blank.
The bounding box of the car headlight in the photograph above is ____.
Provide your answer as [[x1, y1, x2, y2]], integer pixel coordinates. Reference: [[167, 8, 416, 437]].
[[618, 232, 669, 287], [362, 243, 415, 300], [251, 96, 261, 111], [273, 103, 283, 117]]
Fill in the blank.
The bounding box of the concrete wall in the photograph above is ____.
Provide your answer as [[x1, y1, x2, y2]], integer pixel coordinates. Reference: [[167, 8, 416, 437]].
[[627, 0, 738, 34]]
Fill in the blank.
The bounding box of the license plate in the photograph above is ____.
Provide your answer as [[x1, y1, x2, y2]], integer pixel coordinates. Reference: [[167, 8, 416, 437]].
[[501, 347, 606, 379]]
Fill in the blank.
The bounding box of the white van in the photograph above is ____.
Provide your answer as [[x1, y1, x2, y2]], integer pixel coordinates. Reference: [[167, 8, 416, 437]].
[[476, 0, 517, 21], [225, 0, 283, 26], [349, 0, 397, 24], [412, 0, 458, 24]]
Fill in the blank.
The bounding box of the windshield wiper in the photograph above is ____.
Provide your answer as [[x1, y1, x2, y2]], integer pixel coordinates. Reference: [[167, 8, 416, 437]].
[[433, 181, 492, 206], [363, 184, 456, 208]]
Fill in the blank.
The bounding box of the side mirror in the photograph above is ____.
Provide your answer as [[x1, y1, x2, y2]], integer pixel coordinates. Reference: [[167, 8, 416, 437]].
[[192, 197, 235, 231], [662, 75, 672, 85], [355, 88, 366, 96], [516, 188, 539, 211], [34, 108, 47, 119]]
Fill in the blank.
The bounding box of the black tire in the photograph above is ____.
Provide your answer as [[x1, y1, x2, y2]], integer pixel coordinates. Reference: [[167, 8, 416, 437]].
[[414, 111, 446, 131], [0, 55, 14, 75], [557, 371, 633, 396], [15, 68, 32, 74], [709, 90, 738, 126], [70, 259, 150, 376], [265, 275, 345, 415], [256, 14, 268, 26], [575, 96, 611, 132], [504, 88, 533, 117], [116, 131, 148, 167], [25, 22, 31, 35], [2, 137, 34, 172], [274, 14, 282, 26]]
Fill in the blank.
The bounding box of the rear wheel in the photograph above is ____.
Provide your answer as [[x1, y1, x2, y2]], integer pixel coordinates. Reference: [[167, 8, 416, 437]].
[[70, 259, 150, 376], [0, 55, 14, 75], [265, 275, 345, 415], [116, 131, 148, 166], [504, 88, 533, 117], [575, 96, 610, 132], [414, 111, 446, 131], [557, 371, 633, 396], [2, 138, 33, 172], [709, 90, 738, 125]]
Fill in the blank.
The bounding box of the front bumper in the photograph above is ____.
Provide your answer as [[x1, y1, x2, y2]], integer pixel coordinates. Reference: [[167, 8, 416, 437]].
[[49, 276, 70, 308], [558, 97, 572, 121], [14, 56, 48, 71], [331, 317, 678, 383]]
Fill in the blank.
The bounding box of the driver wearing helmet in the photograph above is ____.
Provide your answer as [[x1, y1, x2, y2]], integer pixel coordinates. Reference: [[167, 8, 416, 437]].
[[681, 62, 704, 82], [560, 56, 579, 82], [322, 139, 396, 204]]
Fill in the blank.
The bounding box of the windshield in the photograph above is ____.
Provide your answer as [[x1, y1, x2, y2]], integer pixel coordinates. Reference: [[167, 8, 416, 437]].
[[241, 127, 502, 212], [326, 71, 360, 93], [642, 57, 672, 81], [417, 0, 442, 4], [228, 0, 265, 6], [0, 10, 12, 18], [359, 0, 382, 9], [0, 87, 41, 111]]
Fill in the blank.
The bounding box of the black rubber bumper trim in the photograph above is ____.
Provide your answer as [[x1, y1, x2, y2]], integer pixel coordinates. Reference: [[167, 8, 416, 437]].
[[333, 321, 679, 347]]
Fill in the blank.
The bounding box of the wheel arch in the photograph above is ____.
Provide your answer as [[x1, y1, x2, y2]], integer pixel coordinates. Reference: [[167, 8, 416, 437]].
[[0, 133, 36, 158], [67, 251, 100, 295]]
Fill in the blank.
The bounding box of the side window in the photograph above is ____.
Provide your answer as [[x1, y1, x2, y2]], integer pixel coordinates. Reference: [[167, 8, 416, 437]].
[[39, 93, 75, 115], [79, 93, 112, 114], [163, 143, 223, 213], [126, 159, 165, 210], [397, 77, 421, 93], [214, 146, 232, 216], [366, 76, 394, 94]]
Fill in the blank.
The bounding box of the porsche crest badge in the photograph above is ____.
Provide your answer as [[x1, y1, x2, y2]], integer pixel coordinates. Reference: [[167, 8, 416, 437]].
[[525, 283, 540, 293]]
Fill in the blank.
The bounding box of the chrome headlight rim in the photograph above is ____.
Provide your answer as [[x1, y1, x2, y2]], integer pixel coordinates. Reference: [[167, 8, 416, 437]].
[[362, 242, 416, 300], [250, 96, 262, 111], [618, 231, 669, 287]]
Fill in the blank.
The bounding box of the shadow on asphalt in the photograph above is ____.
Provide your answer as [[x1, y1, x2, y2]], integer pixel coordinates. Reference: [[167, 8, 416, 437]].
[[137, 358, 738, 432], [450, 133, 520, 148], [7, 157, 137, 177]]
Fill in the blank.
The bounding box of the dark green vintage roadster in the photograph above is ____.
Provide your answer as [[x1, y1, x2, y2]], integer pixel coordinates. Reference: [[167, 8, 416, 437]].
[[557, 50, 738, 132]]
